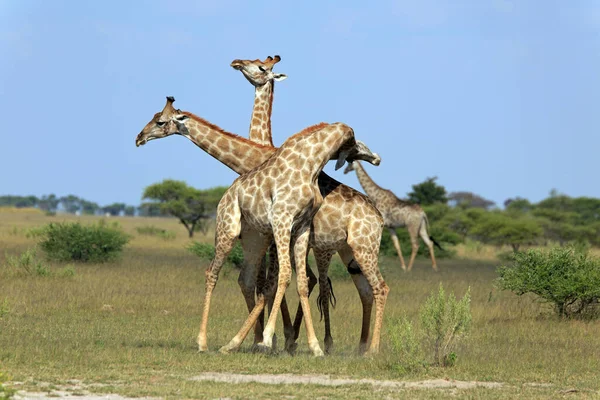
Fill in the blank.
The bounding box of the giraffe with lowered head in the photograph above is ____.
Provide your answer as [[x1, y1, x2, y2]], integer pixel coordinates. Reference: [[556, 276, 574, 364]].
[[344, 161, 443, 271], [136, 98, 388, 355], [197, 120, 378, 357], [228, 55, 387, 354]]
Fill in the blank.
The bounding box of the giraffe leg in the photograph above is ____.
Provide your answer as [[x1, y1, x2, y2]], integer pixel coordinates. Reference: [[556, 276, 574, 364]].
[[197, 201, 241, 352], [220, 243, 277, 354], [291, 255, 317, 345], [339, 247, 373, 355], [313, 249, 335, 354], [293, 228, 324, 357], [347, 236, 389, 356], [388, 228, 407, 271], [264, 243, 294, 353], [407, 226, 420, 272], [419, 223, 438, 271], [259, 219, 294, 352], [236, 226, 269, 345], [222, 231, 269, 353]]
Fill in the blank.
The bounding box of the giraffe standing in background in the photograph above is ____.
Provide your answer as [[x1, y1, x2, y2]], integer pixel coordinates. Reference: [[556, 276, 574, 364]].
[[344, 161, 443, 271], [136, 97, 388, 355]]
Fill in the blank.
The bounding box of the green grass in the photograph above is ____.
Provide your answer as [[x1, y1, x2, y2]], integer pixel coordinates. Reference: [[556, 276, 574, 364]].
[[1, 210, 599, 399]]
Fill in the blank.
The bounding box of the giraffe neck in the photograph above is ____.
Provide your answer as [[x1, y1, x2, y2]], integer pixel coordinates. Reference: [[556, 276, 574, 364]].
[[282, 123, 354, 180], [248, 81, 275, 146], [180, 112, 275, 175], [353, 161, 385, 200]]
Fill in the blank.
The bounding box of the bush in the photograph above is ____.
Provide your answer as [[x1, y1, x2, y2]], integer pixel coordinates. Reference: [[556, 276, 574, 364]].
[[38, 221, 130, 263], [387, 316, 424, 373], [187, 241, 244, 268], [497, 246, 600, 318], [420, 284, 472, 367], [136, 225, 176, 240]]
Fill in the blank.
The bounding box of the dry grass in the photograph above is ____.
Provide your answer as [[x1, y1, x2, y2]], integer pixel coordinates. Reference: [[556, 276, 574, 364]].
[[1, 210, 599, 399]]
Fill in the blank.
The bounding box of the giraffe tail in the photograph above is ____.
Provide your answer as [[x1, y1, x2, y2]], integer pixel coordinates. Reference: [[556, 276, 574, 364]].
[[316, 277, 337, 321], [423, 214, 444, 251], [430, 236, 444, 251]]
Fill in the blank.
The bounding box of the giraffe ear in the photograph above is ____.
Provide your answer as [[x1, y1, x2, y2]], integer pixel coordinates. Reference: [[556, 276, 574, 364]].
[[273, 73, 287, 82]]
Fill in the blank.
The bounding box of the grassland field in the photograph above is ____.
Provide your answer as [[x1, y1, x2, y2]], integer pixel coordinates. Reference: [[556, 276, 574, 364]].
[[0, 208, 599, 399]]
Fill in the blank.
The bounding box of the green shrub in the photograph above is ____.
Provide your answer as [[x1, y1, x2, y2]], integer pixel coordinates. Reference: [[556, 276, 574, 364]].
[[136, 225, 176, 240], [38, 222, 130, 263], [497, 246, 600, 318], [187, 241, 244, 268], [5, 248, 50, 277], [387, 316, 424, 373], [0, 371, 15, 399], [420, 284, 472, 367]]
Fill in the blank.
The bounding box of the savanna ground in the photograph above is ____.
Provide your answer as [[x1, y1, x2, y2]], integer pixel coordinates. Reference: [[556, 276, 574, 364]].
[[1, 209, 599, 399]]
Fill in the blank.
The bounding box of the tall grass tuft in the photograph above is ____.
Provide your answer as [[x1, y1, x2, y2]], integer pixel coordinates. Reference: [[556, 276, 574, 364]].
[[420, 283, 472, 367]]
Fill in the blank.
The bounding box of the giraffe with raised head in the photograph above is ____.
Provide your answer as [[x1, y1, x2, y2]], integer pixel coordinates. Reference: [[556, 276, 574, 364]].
[[344, 161, 443, 271], [136, 97, 389, 355], [229, 55, 387, 354]]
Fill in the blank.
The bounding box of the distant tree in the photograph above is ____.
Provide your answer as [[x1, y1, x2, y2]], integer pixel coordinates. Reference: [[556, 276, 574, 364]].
[[142, 180, 226, 238], [504, 197, 533, 214], [102, 203, 126, 217], [471, 212, 542, 252], [0, 195, 38, 208], [448, 191, 495, 210], [38, 194, 59, 213], [80, 199, 100, 215], [124, 205, 136, 216], [137, 203, 165, 217], [60, 195, 81, 214], [407, 177, 448, 206]]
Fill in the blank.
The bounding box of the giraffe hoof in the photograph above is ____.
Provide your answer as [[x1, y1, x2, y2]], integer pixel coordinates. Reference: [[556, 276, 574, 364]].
[[254, 343, 273, 354], [218, 344, 236, 354], [285, 341, 298, 355]]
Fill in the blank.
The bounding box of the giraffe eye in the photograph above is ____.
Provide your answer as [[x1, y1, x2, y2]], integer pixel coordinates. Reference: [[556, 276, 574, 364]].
[[258, 66, 266, 72], [157, 121, 166, 127]]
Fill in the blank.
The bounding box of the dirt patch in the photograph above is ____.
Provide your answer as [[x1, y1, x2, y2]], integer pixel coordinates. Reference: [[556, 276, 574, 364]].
[[189, 372, 504, 390]]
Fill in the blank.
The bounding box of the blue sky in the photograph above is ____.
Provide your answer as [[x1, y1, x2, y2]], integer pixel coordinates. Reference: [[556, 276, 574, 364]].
[[1, 0, 599, 208]]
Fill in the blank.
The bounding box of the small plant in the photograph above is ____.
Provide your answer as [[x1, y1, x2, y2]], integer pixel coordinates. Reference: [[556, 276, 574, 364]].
[[420, 283, 472, 367], [5, 248, 50, 277], [0, 371, 15, 399], [24, 226, 46, 239], [0, 299, 10, 318], [60, 265, 76, 277], [136, 225, 176, 240], [497, 246, 600, 318], [387, 315, 424, 373], [187, 241, 244, 268], [38, 222, 130, 263]]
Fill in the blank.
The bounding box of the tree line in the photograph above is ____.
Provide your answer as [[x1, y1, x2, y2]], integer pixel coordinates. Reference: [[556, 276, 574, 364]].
[[405, 178, 600, 252], [3, 177, 599, 246]]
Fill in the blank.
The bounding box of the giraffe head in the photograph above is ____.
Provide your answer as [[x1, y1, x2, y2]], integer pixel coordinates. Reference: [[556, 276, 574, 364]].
[[136, 96, 187, 147], [343, 161, 357, 174], [230, 55, 287, 87], [334, 142, 380, 171]]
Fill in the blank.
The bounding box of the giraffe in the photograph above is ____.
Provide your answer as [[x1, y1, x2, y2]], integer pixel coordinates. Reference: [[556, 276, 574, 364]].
[[229, 55, 385, 354], [344, 161, 444, 271], [196, 118, 375, 357], [136, 97, 389, 355]]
